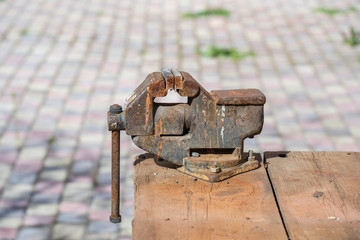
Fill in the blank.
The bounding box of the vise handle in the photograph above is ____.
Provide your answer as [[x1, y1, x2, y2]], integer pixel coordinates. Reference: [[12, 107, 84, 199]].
[[109, 104, 122, 223]]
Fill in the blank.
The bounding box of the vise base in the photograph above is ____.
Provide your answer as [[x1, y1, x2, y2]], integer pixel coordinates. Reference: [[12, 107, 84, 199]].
[[179, 149, 259, 182]]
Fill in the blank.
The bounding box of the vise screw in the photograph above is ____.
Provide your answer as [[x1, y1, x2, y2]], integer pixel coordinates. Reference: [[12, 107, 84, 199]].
[[107, 68, 266, 223]]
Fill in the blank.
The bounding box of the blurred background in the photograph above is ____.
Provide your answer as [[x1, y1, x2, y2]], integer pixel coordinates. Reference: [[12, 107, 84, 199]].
[[0, 0, 359, 239]]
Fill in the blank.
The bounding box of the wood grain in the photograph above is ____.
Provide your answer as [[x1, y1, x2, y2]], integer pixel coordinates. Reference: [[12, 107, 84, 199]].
[[266, 151, 360, 240], [133, 154, 287, 240]]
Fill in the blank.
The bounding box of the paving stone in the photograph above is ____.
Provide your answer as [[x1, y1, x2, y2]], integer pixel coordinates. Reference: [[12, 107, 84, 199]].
[[9, 171, 37, 184], [57, 213, 87, 224], [83, 232, 118, 240], [89, 210, 108, 221], [0, 228, 17, 239], [52, 224, 85, 240], [0, 217, 22, 228], [0, 207, 25, 219], [62, 188, 92, 202], [59, 202, 89, 214], [35, 182, 64, 195], [2, 184, 33, 200], [88, 221, 118, 233], [71, 161, 95, 175], [0, 164, 11, 188], [26, 204, 58, 216], [23, 216, 55, 226], [31, 193, 60, 204], [16, 227, 51, 240], [39, 168, 68, 182]]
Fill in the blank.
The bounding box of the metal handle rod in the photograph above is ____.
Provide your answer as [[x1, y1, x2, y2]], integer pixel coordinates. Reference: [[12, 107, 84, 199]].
[[110, 130, 121, 223]]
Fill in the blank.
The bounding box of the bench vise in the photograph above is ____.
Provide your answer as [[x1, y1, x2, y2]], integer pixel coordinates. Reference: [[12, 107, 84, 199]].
[[107, 68, 266, 223]]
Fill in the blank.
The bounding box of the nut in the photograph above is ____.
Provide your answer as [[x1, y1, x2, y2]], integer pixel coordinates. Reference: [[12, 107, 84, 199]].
[[248, 150, 255, 161], [210, 165, 220, 173]]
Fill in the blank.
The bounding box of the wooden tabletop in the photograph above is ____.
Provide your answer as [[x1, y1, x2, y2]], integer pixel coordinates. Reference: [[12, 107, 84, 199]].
[[265, 151, 360, 240], [132, 151, 360, 240]]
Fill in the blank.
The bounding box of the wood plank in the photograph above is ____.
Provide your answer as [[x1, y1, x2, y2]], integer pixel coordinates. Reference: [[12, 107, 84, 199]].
[[133, 153, 287, 240], [265, 151, 360, 240]]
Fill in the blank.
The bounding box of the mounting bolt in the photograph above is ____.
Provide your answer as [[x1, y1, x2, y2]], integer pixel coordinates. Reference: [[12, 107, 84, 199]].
[[191, 152, 200, 157], [110, 104, 123, 114], [248, 150, 255, 161], [210, 165, 220, 173]]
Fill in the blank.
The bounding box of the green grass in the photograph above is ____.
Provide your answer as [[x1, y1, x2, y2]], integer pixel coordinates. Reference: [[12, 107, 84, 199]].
[[343, 27, 360, 47], [183, 9, 230, 18], [313, 6, 357, 16], [20, 29, 28, 36], [48, 136, 57, 145], [200, 46, 255, 60]]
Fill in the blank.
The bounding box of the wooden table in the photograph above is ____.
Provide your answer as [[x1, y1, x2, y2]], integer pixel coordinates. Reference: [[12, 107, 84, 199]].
[[132, 152, 360, 240]]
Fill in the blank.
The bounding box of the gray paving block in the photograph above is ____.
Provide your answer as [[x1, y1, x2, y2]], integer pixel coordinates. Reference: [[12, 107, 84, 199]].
[[31, 193, 60, 204], [57, 213, 87, 224], [9, 171, 37, 184], [71, 161, 95, 174], [0, 208, 25, 218], [16, 227, 50, 240], [2, 184, 33, 200], [88, 221, 118, 233], [52, 224, 85, 240]]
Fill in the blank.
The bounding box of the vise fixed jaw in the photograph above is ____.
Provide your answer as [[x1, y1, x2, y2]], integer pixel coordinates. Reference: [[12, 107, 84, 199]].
[[107, 68, 266, 222]]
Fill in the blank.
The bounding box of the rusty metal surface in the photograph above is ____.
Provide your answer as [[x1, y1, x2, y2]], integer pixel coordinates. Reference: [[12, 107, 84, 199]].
[[161, 67, 175, 90], [154, 104, 190, 136], [211, 89, 266, 105], [108, 68, 266, 184], [171, 68, 183, 90], [177, 71, 199, 97], [110, 130, 121, 223], [107, 111, 125, 131], [125, 73, 156, 136], [178, 152, 261, 182]]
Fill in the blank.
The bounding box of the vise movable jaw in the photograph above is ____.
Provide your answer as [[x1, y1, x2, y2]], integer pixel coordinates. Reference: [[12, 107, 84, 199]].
[[107, 68, 266, 223]]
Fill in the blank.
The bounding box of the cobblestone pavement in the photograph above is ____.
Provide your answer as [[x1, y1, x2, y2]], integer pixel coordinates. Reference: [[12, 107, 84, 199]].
[[0, 0, 359, 239]]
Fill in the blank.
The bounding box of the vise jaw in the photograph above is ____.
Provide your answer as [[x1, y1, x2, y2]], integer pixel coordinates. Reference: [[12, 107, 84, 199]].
[[107, 68, 266, 222]]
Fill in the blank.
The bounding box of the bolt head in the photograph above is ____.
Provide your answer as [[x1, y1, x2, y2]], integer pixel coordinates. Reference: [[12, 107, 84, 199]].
[[110, 104, 122, 114], [210, 165, 220, 173]]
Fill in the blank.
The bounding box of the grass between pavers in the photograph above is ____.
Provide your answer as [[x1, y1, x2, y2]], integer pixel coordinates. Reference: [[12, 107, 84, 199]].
[[313, 6, 357, 16], [342, 27, 360, 47], [48, 136, 57, 145], [199, 46, 255, 60], [183, 9, 230, 18], [20, 29, 29, 36]]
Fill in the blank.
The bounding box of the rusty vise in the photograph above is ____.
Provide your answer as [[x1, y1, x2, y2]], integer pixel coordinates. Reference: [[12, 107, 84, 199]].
[[107, 68, 266, 223]]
